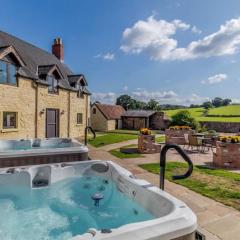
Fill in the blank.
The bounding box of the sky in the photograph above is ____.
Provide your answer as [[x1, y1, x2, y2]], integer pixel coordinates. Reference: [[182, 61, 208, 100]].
[[1, 0, 240, 105]]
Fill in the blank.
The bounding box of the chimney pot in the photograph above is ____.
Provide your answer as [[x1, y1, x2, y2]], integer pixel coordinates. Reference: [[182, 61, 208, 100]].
[[52, 38, 64, 62]]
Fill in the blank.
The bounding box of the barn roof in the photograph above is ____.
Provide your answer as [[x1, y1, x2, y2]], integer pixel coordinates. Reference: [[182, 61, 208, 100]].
[[122, 110, 156, 118], [94, 103, 125, 120]]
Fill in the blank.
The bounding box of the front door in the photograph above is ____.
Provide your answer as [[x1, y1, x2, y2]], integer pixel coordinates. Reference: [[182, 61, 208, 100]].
[[46, 109, 59, 138]]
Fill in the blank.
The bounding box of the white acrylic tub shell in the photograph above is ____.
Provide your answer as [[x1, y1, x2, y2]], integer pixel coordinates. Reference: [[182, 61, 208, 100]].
[[0, 160, 197, 240], [0, 138, 88, 158]]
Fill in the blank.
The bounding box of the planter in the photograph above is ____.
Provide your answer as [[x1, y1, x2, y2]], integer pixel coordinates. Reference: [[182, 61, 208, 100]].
[[213, 141, 240, 168], [165, 129, 194, 145], [138, 134, 161, 154]]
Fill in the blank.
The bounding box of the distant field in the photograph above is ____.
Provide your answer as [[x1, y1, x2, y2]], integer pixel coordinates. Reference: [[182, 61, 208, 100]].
[[164, 105, 240, 122], [207, 105, 240, 116]]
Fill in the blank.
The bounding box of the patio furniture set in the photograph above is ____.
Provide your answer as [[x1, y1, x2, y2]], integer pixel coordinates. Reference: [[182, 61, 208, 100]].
[[166, 128, 217, 153]]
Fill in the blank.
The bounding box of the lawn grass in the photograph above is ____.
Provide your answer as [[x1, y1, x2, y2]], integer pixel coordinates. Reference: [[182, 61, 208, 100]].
[[107, 129, 140, 135], [109, 144, 143, 159], [140, 162, 240, 210], [108, 129, 160, 135], [155, 135, 165, 143], [164, 106, 240, 122], [88, 133, 137, 147]]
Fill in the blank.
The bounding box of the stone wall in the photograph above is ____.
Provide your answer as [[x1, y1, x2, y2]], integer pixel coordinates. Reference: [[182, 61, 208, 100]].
[[0, 77, 36, 139], [91, 105, 109, 131], [107, 120, 116, 131], [165, 129, 194, 145], [0, 77, 89, 140], [150, 112, 170, 130], [200, 121, 240, 133]]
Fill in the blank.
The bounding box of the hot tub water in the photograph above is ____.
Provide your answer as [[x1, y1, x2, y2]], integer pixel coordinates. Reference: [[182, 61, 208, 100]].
[[0, 175, 154, 240]]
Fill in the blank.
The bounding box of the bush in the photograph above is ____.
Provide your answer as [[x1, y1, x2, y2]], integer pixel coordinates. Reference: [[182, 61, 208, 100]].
[[170, 110, 199, 129]]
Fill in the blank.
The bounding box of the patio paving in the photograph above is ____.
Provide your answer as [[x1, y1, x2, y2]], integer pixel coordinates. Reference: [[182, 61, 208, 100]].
[[88, 143, 240, 240]]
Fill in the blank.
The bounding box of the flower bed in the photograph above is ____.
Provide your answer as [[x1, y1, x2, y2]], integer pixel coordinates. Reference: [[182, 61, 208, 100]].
[[165, 127, 194, 145], [213, 139, 240, 168], [138, 134, 161, 154]]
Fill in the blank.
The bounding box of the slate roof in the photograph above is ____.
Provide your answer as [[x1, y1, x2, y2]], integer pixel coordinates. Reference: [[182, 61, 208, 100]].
[[0, 30, 90, 93], [122, 110, 156, 118], [94, 103, 125, 120]]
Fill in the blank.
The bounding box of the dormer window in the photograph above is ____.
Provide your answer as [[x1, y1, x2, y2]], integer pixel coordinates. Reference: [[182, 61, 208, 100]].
[[47, 75, 58, 94], [0, 60, 17, 86]]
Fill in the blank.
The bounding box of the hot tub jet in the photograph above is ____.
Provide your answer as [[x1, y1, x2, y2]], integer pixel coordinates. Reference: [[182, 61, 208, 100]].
[[91, 192, 104, 206]]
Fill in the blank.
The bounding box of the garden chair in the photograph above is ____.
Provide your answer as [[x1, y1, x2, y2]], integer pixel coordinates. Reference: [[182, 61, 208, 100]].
[[188, 135, 204, 152]]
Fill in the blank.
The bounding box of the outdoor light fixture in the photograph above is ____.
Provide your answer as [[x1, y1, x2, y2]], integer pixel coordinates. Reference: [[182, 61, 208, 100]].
[[40, 109, 45, 114], [61, 110, 65, 115]]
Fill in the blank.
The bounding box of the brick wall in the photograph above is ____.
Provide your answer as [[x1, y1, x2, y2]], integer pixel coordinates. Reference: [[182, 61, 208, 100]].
[[200, 121, 240, 133], [213, 141, 240, 168], [0, 77, 89, 140]]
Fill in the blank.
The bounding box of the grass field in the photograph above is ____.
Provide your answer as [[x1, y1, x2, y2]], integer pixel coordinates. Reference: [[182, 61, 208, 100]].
[[88, 133, 137, 147], [109, 144, 143, 159], [207, 105, 240, 116], [140, 162, 240, 211], [164, 105, 240, 122]]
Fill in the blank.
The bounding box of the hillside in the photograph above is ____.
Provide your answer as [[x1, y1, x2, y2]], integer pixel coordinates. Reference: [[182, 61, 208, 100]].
[[164, 105, 240, 122]]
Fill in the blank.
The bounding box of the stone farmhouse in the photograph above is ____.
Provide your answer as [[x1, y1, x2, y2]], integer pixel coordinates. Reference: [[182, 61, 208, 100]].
[[0, 31, 90, 140]]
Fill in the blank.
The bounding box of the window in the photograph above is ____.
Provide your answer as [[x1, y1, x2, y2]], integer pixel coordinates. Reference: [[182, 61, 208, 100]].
[[0, 60, 17, 86], [77, 113, 83, 124], [77, 91, 84, 98], [47, 75, 58, 93], [93, 108, 96, 114], [3, 112, 17, 129]]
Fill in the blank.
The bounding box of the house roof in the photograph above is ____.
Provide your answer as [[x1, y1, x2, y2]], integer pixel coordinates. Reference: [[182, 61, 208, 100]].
[[122, 110, 156, 118], [94, 103, 125, 120], [0, 30, 90, 94]]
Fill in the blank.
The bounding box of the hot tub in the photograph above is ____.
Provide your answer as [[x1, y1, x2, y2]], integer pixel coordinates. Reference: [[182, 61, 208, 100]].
[[0, 138, 88, 167], [0, 160, 197, 240]]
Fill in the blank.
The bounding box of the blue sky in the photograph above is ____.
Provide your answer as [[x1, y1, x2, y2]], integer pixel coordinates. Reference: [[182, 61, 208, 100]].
[[1, 0, 240, 105]]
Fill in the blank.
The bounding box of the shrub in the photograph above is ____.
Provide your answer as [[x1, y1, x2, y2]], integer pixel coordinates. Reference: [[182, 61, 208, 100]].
[[170, 110, 199, 129]]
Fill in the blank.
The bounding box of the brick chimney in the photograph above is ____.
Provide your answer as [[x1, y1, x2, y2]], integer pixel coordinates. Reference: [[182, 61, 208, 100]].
[[52, 38, 64, 62]]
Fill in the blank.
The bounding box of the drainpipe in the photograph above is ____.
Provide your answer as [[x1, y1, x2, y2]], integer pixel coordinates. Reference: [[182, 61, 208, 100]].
[[85, 94, 89, 128], [33, 81, 38, 138], [67, 91, 70, 138]]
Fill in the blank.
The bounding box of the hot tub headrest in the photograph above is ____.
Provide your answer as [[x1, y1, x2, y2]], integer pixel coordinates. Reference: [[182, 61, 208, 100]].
[[91, 162, 109, 173]]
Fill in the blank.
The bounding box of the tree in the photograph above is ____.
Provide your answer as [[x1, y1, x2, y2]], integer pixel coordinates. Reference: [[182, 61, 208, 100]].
[[170, 110, 199, 129], [116, 95, 134, 110], [202, 101, 213, 109], [145, 99, 161, 111], [212, 97, 223, 107], [222, 98, 232, 106]]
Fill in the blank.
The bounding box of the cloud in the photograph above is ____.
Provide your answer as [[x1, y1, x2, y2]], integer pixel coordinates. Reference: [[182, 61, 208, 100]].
[[201, 73, 228, 85], [120, 16, 190, 60], [91, 92, 117, 104], [131, 90, 178, 102], [185, 94, 210, 103], [121, 16, 240, 61], [232, 99, 240, 104], [123, 85, 128, 91], [94, 52, 115, 60], [91, 90, 211, 106], [191, 26, 202, 34]]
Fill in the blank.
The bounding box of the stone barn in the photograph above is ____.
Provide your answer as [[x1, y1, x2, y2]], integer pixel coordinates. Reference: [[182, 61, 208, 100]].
[[91, 103, 125, 132], [122, 110, 170, 130]]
